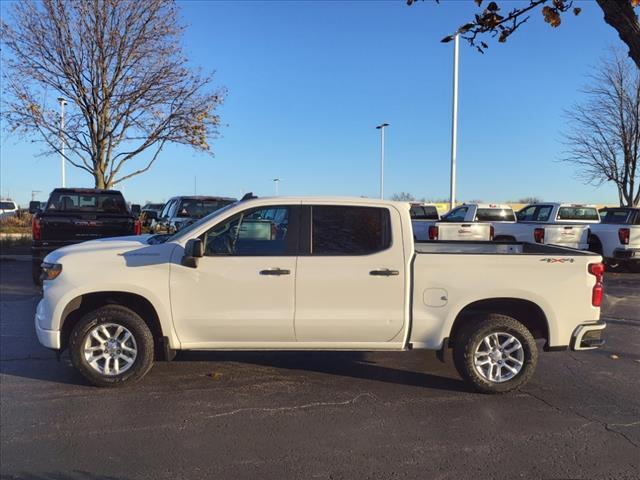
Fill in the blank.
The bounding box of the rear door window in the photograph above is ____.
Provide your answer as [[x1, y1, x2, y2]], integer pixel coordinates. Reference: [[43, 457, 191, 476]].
[[557, 207, 599, 221], [310, 206, 391, 255], [442, 207, 468, 222], [533, 205, 553, 222]]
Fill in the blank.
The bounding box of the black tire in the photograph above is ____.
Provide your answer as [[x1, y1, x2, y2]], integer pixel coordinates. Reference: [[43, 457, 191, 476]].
[[69, 305, 154, 387], [32, 260, 42, 286], [453, 313, 538, 394]]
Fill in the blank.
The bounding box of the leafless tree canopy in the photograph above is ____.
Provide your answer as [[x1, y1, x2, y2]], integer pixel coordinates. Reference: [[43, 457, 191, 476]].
[[562, 52, 640, 207], [1, 0, 225, 189], [408, 1, 640, 71]]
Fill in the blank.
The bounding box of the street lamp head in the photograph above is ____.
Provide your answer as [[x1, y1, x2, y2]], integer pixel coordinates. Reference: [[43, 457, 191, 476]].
[[57, 97, 67, 105], [376, 123, 389, 129]]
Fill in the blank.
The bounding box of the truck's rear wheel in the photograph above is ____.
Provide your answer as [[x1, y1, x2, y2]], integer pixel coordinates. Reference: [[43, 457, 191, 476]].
[[69, 305, 154, 387], [453, 314, 537, 394]]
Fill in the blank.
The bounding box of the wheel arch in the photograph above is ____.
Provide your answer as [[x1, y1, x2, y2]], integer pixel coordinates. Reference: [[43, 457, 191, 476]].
[[448, 297, 549, 347], [59, 291, 168, 359]]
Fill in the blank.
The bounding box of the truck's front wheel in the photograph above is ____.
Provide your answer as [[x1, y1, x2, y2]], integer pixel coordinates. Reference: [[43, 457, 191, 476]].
[[69, 305, 155, 387], [453, 314, 537, 394]]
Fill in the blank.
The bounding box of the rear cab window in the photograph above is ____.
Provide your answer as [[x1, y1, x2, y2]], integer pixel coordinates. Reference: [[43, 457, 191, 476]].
[[310, 206, 391, 255], [556, 206, 599, 222], [475, 208, 516, 222], [600, 209, 631, 224], [46, 192, 128, 214], [410, 205, 439, 220]]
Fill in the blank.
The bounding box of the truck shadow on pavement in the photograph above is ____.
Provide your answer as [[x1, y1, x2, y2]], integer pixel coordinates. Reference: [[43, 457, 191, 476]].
[[176, 350, 471, 393]]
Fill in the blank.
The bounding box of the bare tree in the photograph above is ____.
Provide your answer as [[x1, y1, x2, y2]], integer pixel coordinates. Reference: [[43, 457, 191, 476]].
[[562, 51, 640, 207], [391, 192, 417, 201], [408, 1, 640, 71], [1, 0, 225, 189]]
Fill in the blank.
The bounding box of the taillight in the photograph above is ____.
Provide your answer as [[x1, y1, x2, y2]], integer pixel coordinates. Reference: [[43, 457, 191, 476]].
[[618, 228, 630, 245], [533, 228, 544, 244], [489, 225, 495, 241], [32, 216, 41, 241], [428, 225, 439, 240], [588, 262, 605, 307], [134, 219, 142, 235]]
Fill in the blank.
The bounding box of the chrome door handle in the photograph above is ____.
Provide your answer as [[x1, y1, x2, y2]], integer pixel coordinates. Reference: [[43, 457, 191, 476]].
[[260, 268, 291, 276], [369, 268, 399, 276]]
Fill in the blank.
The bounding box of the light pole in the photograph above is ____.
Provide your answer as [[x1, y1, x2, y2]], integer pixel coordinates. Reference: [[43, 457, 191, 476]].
[[273, 178, 280, 196], [376, 123, 389, 200], [449, 33, 460, 211], [57, 97, 67, 188]]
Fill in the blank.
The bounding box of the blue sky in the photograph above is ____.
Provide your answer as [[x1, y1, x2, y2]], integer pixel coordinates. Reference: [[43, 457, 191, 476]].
[[0, 0, 625, 206]]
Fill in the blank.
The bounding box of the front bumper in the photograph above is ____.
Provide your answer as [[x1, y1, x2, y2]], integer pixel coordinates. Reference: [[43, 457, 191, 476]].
[[570, 321, 606, 351], [35, 299, 61, 349], [613, 248, 640, 261]]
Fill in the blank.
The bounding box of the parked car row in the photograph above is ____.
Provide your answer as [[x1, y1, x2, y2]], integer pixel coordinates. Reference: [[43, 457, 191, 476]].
[[410, 202, 640, 272]]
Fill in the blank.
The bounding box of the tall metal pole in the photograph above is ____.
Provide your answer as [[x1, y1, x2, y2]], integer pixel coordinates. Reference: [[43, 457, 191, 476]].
[[273, 178, 280, 196], [449, 34, 459, 211], [376, 123, 389, 200], [57, 97, 67, 188]]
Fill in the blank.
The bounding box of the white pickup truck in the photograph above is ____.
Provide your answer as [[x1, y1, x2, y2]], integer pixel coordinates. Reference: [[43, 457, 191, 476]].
[[35, 196, 606, 393], [498, 203, 599, 250], [589, 207, 640, 272], [424, 204, 495, 241]]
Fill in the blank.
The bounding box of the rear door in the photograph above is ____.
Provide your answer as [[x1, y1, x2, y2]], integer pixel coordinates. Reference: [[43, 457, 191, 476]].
[[294, 204, 406, 343]]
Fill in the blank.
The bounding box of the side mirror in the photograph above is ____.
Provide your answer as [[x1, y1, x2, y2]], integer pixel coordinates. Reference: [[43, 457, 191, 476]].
[[130, 204, 141, 216], [29, 201, 42, 214], [182, 238, 204, 268]]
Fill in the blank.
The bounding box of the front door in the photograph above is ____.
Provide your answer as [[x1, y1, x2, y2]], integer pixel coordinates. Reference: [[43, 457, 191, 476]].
[[170, 205, 299, 347], [294, 205, 406, 343]]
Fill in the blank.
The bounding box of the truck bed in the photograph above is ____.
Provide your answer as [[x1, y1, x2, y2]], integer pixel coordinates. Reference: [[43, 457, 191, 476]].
[[415, 241, 596, 256]]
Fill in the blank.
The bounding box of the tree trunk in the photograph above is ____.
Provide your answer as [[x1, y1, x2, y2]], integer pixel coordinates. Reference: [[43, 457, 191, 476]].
[[94, 174, 107, 190], [596, 0, 640, 70]]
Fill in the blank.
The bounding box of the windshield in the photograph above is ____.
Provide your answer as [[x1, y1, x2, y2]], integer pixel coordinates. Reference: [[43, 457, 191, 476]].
[[176, 198, 235, 218], [46, 192, 128, 214], [165, 202, 239, 242]]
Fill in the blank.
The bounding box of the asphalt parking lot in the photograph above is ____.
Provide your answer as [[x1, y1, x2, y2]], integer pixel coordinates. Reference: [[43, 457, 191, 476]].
[[1, 259, 639, 480]]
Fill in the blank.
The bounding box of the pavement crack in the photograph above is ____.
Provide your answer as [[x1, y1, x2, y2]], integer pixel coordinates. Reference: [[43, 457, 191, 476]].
[[524, 390, 639, 448], [205, 392, 376, 419]]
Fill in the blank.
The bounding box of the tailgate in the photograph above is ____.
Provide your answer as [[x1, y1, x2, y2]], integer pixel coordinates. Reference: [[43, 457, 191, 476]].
[[437, 222, 492, 241], [544, 225, 589, 248], [40, 213, 135, 242]]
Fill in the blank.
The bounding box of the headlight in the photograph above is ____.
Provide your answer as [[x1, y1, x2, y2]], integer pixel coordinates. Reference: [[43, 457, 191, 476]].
[[41, 262, 62, 281]]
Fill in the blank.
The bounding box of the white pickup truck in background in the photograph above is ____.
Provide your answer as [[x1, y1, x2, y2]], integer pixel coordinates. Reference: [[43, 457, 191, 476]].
[[35, 197, 606, 393], [589, 207, 640, 272], [497, 203, 600, 250], [409, 203, 440, 241], [424, 204, 496, 241]]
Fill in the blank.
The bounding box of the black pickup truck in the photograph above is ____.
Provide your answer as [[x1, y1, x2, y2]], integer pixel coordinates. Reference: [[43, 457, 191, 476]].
[[32, 188, 140, 284]]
